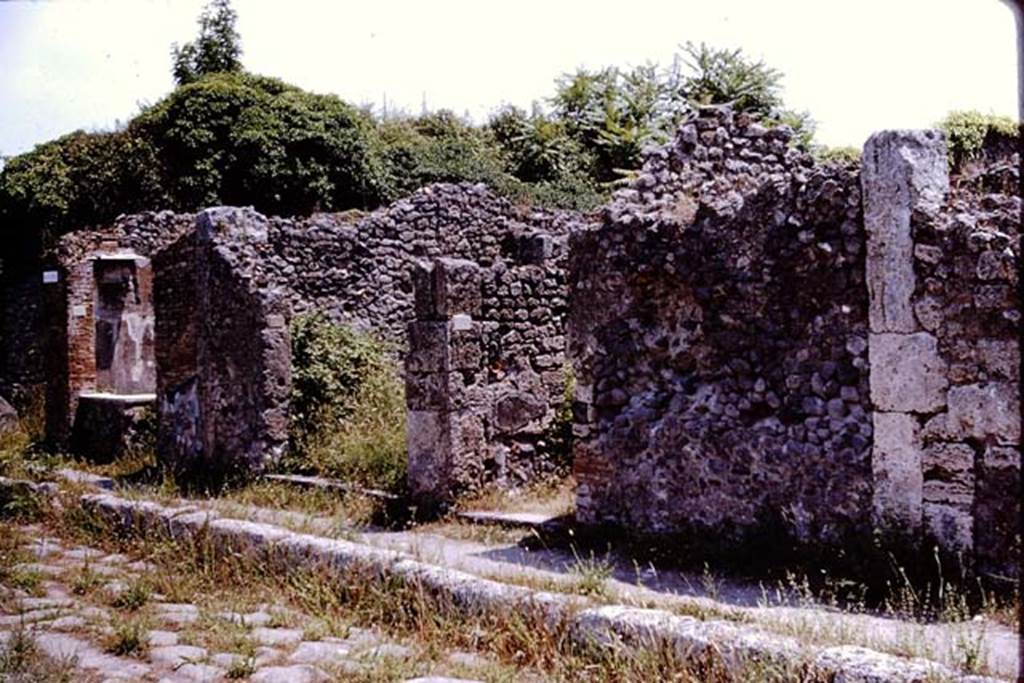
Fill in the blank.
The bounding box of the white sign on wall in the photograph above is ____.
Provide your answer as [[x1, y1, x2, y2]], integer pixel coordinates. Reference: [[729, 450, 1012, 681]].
[[42, 270, 59, 284]]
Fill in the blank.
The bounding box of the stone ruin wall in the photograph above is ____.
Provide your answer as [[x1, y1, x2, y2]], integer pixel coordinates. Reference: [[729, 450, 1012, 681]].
[[570, 107, 873, 545], [863, 132, 1021, 578], [150, 186, 581, 480], [405, 232, 569, 506], [154, 209, 290, 481], [569, 106, 1020, 574], [43, 212, 195, 446]]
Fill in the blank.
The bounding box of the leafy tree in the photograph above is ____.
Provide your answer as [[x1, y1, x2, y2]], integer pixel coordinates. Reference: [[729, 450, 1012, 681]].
[[0, 128, 167, 255], [676, 41, 782, 114], [172, 0, 243, 85], [373, 110, 512, 201]]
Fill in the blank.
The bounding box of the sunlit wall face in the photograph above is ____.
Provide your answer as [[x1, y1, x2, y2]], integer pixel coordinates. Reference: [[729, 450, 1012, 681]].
[[0, 0, 1018, 161]]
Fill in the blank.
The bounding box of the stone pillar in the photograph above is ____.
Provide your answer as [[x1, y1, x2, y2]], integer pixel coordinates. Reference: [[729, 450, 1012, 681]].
[[405, 258, 485, 510], [861, 130, 950, 541]]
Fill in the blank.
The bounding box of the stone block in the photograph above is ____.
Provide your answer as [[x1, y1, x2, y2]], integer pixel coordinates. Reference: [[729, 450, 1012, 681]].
[[946, 382, 1019, 444], [871, 412, 922, 531], [406, 322, 449, 374], [449, 325, 482, 371], [415, 258, 482, 319], [405, 372, 448, 410], [436, 258, 482, 317], [406, 410, 450, 501], [868, 332, 947, 413], [923, 502, 972, 553], [862, 130, 948, 333]]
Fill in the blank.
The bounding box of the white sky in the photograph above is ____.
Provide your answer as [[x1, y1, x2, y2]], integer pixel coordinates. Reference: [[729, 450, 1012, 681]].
[[0, 0, 1019, 158]]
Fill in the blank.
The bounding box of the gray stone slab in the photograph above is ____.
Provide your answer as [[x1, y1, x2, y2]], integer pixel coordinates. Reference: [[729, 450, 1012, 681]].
[[251, 627, 304, 647], [149, 644, 208, 666], [457, 510, 558, 529], [250, 665, 331, 683], [288, 640, 352, 665]]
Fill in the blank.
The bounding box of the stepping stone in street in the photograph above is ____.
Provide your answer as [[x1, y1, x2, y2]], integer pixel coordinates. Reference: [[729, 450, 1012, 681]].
[[288, 640, 352, 665], [149, 644, 208, 667], [250, 664, 331, 683], [251, 627, 304, 647]]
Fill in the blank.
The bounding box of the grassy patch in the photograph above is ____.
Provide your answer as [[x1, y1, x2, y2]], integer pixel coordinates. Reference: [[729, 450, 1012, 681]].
[[110, 577, 151, 611], [104, 616, 150, 657], [568, 547, 614, 598], [0, 627, 77, 682]]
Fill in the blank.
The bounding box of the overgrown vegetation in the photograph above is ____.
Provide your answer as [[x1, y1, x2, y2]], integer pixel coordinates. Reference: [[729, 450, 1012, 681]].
[[936, 110, 1018, 169], [0, 0, 826, 258], [287, 312, 406, 491]]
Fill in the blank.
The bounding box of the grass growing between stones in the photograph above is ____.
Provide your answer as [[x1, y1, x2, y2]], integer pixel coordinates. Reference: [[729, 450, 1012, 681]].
[[0, 627, 78, 682], [31, 499, 819, 682]]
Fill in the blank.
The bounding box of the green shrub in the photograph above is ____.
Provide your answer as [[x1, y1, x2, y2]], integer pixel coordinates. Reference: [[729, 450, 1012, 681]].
[[815, 145, 862, 165], [373, 111, 513, 202], [135, 72, 384, 215], [287, 313, 406, 491], [937, 110, 1018, 168]]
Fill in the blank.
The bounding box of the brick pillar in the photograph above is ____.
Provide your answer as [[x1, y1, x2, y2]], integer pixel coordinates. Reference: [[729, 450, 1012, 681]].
[[862, 130, 951, 542], [405, 258, 485, 510]]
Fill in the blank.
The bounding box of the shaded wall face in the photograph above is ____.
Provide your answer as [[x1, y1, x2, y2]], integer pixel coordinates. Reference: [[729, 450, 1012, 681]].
[[570, 108, 873, 547], [93, 259, 155, 394], [405, 241, 570, 507]]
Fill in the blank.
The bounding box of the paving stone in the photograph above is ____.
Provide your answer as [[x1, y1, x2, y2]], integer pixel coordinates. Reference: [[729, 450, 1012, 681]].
[[17, 596, 74, 610], [337, 626, 381, 649], [172, 662, 226, 681], [34, 631, 151, 679], [63, 547, 105, 561], [447, 650, 490, 669], [0, 608, 63, 625], [358, 642, 413, 660], [158, 603, 200, 625], [79, 606, 113, 620], [47, 615, 88, 630], [251, 626, 304, 647], [149, 644, 208, 666], [148, 629, 180, 647], [209, 652, 243, 668], [13, 562, 63, 577], [250, 664, 331, 683], [254, 646, 284, 666], [26, 538, 64, 559], [405, 678, 485, 683], [99, 553, 132, 565], [217, 609, 272, 627], [126, 560, 156, 572], [288, 640, 352, 665]]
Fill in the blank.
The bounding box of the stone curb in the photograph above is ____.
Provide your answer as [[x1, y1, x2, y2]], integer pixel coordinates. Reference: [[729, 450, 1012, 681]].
[[72, 490, 995, 682], [0, 477, 1001, 682]]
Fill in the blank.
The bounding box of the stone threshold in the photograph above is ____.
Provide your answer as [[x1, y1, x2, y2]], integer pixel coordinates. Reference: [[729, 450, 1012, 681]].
[[0, 475, 1000, 682], [262, 473, 399, 501]]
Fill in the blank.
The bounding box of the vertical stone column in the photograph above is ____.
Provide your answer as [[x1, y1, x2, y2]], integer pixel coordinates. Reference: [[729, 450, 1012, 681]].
[[861, 130, 950, 540], [405, 258, 485, 510]]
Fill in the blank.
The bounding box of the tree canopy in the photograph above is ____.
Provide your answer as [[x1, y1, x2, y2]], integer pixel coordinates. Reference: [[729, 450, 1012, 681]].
[[1, 18, 826, 259], [172, 0, 243, 85]]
